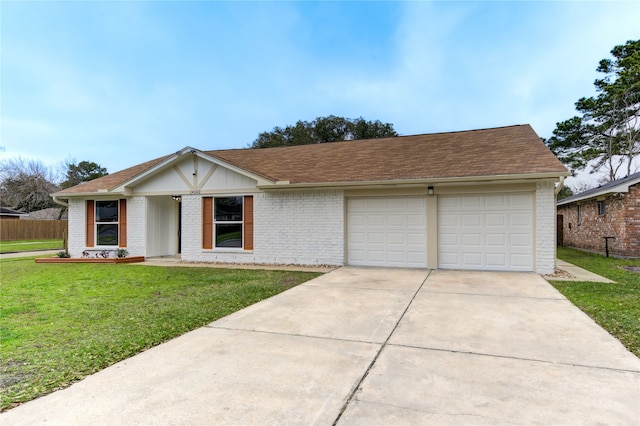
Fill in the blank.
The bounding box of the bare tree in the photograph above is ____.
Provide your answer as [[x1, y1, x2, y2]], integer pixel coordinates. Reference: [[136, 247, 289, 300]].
[[0, 158, 60, 212]]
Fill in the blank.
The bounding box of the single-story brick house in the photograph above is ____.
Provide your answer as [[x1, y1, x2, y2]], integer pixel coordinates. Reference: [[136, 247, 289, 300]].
[[557, 172, 640, 258], [52, 124, 568, 273]]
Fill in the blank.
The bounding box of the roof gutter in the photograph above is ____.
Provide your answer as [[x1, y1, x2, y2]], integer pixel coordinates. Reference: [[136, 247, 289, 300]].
[[52, 195, 69, 207], [257, 172, 569, 191]]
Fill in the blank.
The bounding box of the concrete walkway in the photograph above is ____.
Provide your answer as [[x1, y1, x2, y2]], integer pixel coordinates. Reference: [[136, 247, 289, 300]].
[[0, 249, 59, 259], [2, 268, 639, 425], [550, 259, 616, 282]]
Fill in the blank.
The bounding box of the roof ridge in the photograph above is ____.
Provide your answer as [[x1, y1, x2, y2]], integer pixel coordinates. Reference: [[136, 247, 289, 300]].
[[209, 124, 530, 154]]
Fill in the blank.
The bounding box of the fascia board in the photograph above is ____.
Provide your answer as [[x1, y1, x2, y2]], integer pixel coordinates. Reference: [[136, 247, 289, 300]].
[[257, 172, 569, 190], [109, 150, 185, 192], [108, 148, 275, 193], [197, 152, 275, 186], [557, 178, 640, 206]]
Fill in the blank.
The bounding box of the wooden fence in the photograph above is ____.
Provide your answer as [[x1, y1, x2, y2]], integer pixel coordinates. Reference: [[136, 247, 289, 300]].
[[0, 220, 68, 241]]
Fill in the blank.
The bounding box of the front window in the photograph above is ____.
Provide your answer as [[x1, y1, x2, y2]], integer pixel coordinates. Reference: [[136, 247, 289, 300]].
[[214, 197, 243, 248], [598, 200, 606, 215], [96, 200, 119, 245]]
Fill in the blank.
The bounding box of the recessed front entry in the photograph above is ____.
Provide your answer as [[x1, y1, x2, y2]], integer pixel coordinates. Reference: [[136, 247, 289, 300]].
[[347, 196, 427, 268]]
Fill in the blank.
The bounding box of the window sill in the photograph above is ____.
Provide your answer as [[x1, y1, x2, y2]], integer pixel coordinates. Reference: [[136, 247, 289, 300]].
[[202, 249, 254, 254]]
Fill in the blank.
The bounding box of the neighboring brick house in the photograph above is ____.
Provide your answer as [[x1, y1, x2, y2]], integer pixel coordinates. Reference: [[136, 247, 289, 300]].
[[51, 124, 568, 273], [557, 172, 640, 258], [0, 207, 27, 220]]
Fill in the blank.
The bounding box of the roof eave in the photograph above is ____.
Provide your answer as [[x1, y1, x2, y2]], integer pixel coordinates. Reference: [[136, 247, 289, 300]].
[[557, 178, 640, 206], [257, 172, 569, 190], [51, 189, 121, 198], [109, 148, 275, 193]]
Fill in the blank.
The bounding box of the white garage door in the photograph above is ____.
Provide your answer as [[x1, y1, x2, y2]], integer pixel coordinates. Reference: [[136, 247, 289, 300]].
[[347, 197, 427, 268], [438, 193, 533, 271]]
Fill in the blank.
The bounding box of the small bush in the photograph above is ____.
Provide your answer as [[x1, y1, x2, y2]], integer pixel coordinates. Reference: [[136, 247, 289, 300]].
[[56, 250, 71, 258], [115, 249, 129, 258]]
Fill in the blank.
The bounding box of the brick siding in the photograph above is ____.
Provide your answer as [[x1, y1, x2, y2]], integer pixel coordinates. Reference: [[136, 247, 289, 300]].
[[67, 199, 85, 257], [536, 181, 556, 274], [67, 197, 146, 258], [181, 189, 345, 266], [558, 183, 640, 258]]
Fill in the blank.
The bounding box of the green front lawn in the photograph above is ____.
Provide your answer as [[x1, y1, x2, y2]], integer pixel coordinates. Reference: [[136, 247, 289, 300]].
[[0, 239, 63, 253], [549, 247, 640, 358], [0, 258, 320, 411]]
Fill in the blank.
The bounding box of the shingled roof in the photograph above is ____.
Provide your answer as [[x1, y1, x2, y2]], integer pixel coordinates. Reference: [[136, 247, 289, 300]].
[[55, 156, 170, 195], [55, 124, 568, 195], [209, 124, 566, 184]]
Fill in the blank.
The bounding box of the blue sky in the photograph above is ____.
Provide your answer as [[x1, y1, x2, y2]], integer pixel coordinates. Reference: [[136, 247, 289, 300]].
[[2, 1, 639, 187]]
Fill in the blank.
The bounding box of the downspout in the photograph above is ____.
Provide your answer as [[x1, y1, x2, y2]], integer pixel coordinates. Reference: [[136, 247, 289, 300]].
[[52, 195, 69, 207], [554, 176, 565, 196]]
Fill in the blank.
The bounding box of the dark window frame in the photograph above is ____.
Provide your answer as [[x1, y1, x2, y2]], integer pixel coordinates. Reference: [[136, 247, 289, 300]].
[[95, 200, 119, 246], [213, 197, 243, 249]]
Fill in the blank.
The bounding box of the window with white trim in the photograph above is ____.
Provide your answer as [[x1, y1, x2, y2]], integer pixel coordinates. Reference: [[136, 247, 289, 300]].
[[598, 200, 606, 215], [214, 197, 243, 248], [95, 200, 119, 246]]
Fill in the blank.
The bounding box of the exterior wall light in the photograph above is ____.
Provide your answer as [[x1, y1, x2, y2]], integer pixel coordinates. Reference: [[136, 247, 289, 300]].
[[428, 186, 434, 195]]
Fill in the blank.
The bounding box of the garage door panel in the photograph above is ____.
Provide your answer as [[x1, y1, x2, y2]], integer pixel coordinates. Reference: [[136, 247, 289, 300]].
[[485, 194, 507, 208], [349, 232, 366, 244], [510, 213, 532, 226], [462, 234, 481, 246], [387, 214, 406, 226], [461, 195, 483, 208], [485, 234, 506, 247], [486, 253, 507, 267], [367, 215, 385, 226], [510, 234, 532, 246], [368, 232, 386, 244], [439, 233, 458, 246], [439, 215, 458, 227], [408, 233, 425, 245], [462, 253, 482, 266], [462, 214, 482, 226], [485, 213, 506, 227], [511, 254, 533, 269], [438, 252, 459, 266], [388, 251, 406, 262], [387, 233, 406, 245], [407, 214, 425, 226], [509, 193, 532, 208], [438, 193, 533, 271], [348, 197, 427, 268]]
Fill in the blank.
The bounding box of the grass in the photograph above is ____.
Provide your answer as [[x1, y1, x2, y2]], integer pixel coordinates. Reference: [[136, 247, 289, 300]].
[[0, 239, 63, 253], [549, 247, 640, 358], [0, 257, 320, 411]]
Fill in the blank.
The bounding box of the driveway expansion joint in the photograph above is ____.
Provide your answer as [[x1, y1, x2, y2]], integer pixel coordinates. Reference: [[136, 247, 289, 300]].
[[386, 343, 640, 373], [303, 283, 418, 293], [204, 324, 384, 346], [419, 289, 568, 301], [331, 270, 432, 426]]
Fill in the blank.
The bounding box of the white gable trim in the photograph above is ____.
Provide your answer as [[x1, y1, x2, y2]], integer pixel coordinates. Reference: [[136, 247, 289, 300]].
[[111, 147, 275, 194]]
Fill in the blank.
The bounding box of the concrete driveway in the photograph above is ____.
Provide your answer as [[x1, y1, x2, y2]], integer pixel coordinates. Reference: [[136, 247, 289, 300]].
[[2, 268, 639, 425]]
